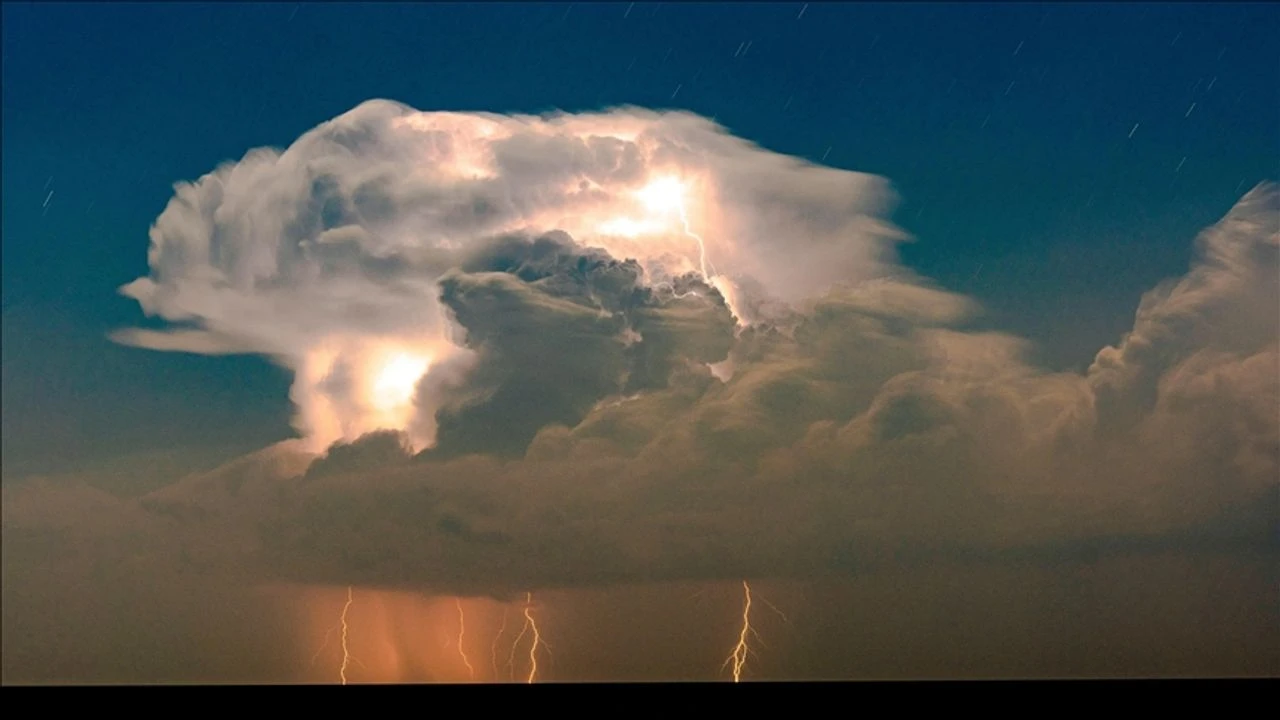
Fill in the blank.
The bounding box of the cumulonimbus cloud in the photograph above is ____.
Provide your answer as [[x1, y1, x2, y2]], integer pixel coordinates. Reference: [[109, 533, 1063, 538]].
[[7, 101, 1276, 598], [111, 99, 900, 454]]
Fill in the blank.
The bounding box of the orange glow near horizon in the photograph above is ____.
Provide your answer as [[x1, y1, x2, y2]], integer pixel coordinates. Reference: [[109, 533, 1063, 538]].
[[455, 598, 475, 680], [339, 586, 355, 684], [490, 608, 509, 680], [300, 586, 550, 684], [290, 580, 795, 683]]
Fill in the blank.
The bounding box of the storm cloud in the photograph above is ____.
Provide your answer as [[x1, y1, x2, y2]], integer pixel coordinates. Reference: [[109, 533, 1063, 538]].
[[3, 101, 1276, 681], [108, 100, 897, 453]]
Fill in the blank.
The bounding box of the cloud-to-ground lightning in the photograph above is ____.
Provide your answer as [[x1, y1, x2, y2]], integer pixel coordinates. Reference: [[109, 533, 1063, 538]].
[[506, 592, 549, 683], [491, 607, 509, 680], [757, 593, 791, 627], [338, 586, 355, 685], [309, 625, 338, 668], [722, 580, 757, 682], [309, 586, 370, 683], [522, 593, 547, 683], [506, 608, 527, 681], [455, 598, 475, 680], [719, 581, 792, 681]]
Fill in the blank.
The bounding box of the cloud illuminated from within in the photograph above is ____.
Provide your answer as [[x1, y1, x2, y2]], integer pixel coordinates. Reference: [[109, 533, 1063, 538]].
[[111, 100, 899, 453]]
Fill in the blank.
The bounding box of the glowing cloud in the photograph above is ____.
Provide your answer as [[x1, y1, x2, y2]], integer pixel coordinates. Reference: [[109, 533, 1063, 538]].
[[113, 100, 896, 452]]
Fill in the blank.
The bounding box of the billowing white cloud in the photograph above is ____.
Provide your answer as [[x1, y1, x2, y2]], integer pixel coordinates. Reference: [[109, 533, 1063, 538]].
[[114, 100, 900, 453]]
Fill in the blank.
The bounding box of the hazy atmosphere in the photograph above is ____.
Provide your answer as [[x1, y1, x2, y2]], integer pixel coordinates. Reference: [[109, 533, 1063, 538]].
[[3, 3, 1277, 683]]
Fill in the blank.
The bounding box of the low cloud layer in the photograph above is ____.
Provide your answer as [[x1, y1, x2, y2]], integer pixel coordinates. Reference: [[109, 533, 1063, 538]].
[[4, 102, 1277, 606]]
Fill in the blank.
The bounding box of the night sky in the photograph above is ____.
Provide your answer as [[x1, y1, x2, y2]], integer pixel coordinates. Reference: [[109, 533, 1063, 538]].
[[2, 3, 1277, 683]]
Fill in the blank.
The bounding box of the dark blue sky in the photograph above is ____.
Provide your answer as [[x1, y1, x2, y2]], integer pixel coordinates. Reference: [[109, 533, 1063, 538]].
[[3, 2, 1277, 475]]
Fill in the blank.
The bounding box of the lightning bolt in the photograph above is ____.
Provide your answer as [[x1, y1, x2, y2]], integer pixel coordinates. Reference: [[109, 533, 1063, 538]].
[[339, 585, 355, 685], [637, 176, 717, 281], [522, 592, 546, 684], [506, 611, 526, 681], [719, 581, 790, 682], [506, 592, 549, 683], [757, 593, 791, 627], [310, 624, 338, 667], [672, 184, 749, 327], [679, 206, 715, 280], [491, 607, 509, 680], [722, 580, 759, 683], [455, 598, 475, 680], [671, 185, 717, 280], [310, 586, 368, 681]]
